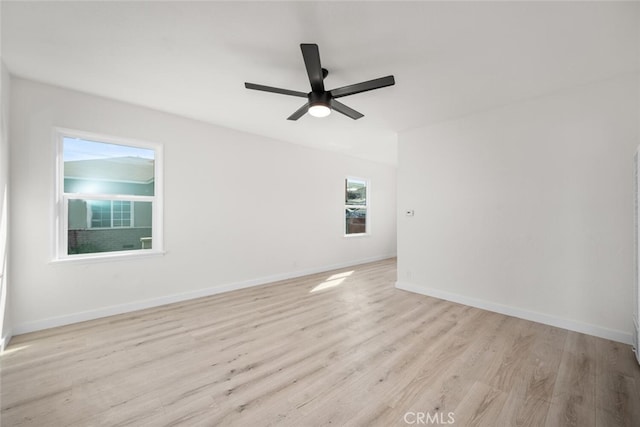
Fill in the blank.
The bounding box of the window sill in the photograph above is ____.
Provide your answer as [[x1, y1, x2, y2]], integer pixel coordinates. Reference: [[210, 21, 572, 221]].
[[344, 233, 370, 238], [51, 249, 165, 265]]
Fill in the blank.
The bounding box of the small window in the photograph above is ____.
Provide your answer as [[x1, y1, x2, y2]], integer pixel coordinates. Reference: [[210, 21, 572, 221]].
[[345, 177, 368, 235], [55, 129, 163, 259]]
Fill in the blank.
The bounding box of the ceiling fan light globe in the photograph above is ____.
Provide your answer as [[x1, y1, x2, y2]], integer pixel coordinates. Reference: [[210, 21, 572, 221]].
[[309, 104, 331, 118]]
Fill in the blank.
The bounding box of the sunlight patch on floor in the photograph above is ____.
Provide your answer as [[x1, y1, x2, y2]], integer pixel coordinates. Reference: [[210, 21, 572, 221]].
[[310, 270, 354, 293]]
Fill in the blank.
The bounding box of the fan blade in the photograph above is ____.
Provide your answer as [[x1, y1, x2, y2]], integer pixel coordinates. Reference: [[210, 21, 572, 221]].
[[287, 103, 309, 121], [330, 75, 395, 99], [245, 82, 307, 98], [331, 99, 364, 120], [300, 44, 325, 92]]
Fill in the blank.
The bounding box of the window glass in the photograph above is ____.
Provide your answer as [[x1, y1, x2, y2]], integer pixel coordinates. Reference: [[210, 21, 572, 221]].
[[63, 137, 155, 196], [345, 180, 367, 205], [345, 178, 368, 235], [67, 199, 152, 255]]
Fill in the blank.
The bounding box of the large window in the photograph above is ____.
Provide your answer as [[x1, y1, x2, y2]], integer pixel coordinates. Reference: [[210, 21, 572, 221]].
[[345, 177, 368, 235], [55, 129, 163, 259]]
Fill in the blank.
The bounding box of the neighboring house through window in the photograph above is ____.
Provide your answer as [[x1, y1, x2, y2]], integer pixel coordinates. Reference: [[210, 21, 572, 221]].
[[345, 177, 368, 235], [55, 129, 163, 259]]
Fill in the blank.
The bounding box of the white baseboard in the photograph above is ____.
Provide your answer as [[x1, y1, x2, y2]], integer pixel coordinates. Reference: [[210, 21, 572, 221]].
[[0, 331, 12, 352], [633, 317, 640, 365], [395, 281, 633, 345], [13, 254, 396, 336]]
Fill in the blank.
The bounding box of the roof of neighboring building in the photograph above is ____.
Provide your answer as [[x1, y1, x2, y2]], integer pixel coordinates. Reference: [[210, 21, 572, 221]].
[[64, 156, 154, 184]]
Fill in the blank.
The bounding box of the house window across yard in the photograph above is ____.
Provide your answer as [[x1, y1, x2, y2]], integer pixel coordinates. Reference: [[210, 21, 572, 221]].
[[88, 200, 133, 228], [345, 177, 368, 236], [55, 129, 163, 259]]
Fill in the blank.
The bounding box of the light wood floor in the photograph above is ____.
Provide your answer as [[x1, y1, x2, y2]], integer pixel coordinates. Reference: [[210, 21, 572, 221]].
[[1, 259, 639, 426]]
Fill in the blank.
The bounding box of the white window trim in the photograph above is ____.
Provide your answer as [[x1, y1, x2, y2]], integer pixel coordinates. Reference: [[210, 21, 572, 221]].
[[344, 176, 370, 237], [52, 127, 164, 262]]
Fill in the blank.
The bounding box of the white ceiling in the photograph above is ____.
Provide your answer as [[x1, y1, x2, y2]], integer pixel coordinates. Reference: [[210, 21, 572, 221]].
[[2, 1, 639, 165]]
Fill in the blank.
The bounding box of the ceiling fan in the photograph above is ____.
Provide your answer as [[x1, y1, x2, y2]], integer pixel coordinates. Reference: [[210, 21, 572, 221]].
[[244, 43, 395, 121]]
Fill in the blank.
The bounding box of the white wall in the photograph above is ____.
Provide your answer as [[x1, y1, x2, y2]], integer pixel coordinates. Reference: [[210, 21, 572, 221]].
[[0, 62, 11, 349], [10, 78, 397, 334], [397, 74, 640, 344]]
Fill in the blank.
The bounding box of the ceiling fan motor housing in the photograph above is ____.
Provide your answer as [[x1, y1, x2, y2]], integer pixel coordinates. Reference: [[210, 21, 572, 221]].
[[309, 91, 331, 108]]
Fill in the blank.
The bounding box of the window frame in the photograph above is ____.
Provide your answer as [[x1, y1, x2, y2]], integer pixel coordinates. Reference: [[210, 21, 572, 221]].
[[53, 128, 164, 262], [344, 176, 370, 237]]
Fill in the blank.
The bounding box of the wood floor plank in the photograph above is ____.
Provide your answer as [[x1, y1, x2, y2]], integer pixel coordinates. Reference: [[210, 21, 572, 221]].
[[1, 258, 639, 426], [450, 381, 509, 426], [544, 331, 596, 427], [495, 391, 551, 427], [594, 336, 640, 426]]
